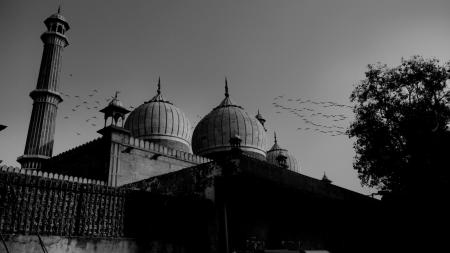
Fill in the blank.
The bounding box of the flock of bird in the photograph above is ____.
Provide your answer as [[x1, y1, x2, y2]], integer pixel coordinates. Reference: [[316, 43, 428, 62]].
[[272, 95, 353, 137], [58, 87, 353, 138], [59, 89, 136, 136]]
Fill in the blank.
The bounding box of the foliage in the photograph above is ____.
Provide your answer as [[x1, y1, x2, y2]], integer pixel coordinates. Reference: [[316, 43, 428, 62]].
[[348, 56, 450, 198]]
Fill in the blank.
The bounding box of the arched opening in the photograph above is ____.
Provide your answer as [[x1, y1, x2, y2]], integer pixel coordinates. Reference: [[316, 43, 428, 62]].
[[57, 25, 62, 33]]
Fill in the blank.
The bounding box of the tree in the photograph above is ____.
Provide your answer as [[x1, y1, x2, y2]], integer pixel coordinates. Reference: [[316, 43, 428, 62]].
[[348, 56, 450, 200]]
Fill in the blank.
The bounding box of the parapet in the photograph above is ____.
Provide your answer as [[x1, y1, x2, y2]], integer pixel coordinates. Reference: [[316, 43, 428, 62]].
[[0, 164, 106, 185], [125, 136, 211, 165], [50, 137, 103, 162]]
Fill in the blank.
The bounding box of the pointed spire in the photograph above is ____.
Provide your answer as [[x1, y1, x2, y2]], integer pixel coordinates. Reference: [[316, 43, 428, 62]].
[[322, 172, 332, 184], [147, 77, 172, 104], [255, 109, 266, 130], [57, 5, 61, 14], [157, 77, 161, 95], [274, 131, 278, 144], [225, 77, 229, 98]]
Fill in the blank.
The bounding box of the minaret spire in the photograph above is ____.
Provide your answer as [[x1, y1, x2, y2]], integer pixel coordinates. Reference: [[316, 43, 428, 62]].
[[225, 77, 229, 98], [17, 10, 70, 169]]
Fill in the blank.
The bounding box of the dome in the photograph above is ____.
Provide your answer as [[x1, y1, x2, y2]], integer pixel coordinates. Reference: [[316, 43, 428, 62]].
[[266, 132, 300, 173], [192, 80, 267, 159], [124, 80, 191, 152]]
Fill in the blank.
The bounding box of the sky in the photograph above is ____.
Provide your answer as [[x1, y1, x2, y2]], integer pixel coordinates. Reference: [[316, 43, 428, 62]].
[[1, 0, 450, 195]]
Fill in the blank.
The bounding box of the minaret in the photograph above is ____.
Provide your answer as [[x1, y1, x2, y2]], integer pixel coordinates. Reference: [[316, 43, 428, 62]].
[[17, 8, 70, 169]]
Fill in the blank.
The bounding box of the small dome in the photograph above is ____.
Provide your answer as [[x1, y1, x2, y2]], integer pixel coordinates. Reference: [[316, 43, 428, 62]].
[[124, 80, 191, 152], [192, 80, 267, 159], [266, 132, 300, 173]]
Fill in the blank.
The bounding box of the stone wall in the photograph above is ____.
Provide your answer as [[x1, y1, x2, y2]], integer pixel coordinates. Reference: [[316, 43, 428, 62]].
[[46, 138, 109, 181], [0, 166, 125, 237], [0, 234, 187, 253], [110, 134, 211, 186], [125, 162, 220, 201]]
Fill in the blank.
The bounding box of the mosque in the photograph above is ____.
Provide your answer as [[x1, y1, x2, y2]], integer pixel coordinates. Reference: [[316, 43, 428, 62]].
[[0, 9, 379, 253]]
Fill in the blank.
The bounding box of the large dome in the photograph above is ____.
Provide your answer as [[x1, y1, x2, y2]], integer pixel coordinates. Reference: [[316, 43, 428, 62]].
[[124, 81, 191, 152], [266, 133, 300, 173], [192, 82, 267, 159]]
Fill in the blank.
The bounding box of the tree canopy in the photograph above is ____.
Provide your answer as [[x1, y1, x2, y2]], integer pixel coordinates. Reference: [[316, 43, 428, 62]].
[[348, 56, 450, 199]]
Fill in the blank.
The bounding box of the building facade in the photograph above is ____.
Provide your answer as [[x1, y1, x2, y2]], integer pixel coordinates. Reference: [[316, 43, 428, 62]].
[[0, 9, 381, 253]]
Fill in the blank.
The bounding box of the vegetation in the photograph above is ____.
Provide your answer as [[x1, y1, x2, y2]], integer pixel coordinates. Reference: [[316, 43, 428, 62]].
[[348, 56, 450, 199]]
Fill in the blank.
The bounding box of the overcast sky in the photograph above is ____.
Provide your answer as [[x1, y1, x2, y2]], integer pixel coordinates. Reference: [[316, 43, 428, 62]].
[[1, 0, 450, 194]]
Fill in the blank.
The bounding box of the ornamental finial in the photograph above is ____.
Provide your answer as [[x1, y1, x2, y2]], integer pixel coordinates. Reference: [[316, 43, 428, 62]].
[[225, 77, 229, 98], [157, 77, 161, 95], [58, 5, 61, 14], [274, 131, 277, 144]]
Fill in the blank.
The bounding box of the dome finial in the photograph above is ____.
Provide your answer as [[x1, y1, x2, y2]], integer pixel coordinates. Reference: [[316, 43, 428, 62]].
[[157, 77, 161, 95], [274, 131, 278, 144], [57, 4, 61, 14], [225, 77, 229, 98], [322, 172, 332, 184]]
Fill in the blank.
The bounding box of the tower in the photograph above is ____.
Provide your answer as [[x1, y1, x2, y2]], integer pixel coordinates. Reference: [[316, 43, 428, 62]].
[[17, 8, 70, 169]]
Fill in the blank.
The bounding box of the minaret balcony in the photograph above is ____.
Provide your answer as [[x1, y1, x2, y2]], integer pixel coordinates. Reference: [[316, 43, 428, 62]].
[[29, 89, 63, 103], [40, 32, 69, 47]]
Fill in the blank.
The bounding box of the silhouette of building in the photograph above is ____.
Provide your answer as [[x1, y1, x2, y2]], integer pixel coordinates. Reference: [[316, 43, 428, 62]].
[[0, 9, 380, 253]]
